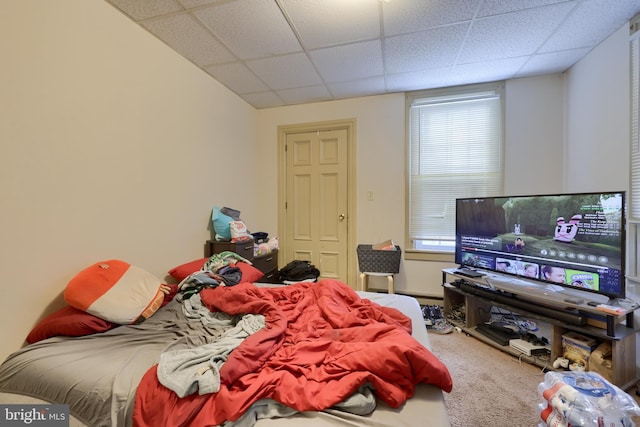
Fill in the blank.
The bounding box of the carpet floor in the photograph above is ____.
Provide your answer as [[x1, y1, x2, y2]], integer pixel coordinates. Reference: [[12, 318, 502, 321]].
[[429, 331, 545, 426], [429, 331, 640, 427]]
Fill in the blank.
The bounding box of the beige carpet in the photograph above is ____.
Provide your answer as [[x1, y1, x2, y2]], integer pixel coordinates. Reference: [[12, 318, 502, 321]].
[[429, 331, 640, 427], [429, 331, 550, 426]]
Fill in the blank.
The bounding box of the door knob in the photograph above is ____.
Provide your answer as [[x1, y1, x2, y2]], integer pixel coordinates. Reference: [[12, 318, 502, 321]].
[[339, 214, 345, 221]]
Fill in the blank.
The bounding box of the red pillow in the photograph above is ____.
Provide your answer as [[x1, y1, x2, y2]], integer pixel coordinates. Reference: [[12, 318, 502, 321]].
[[26, 305, 116, 344], [235, 261, 264, 283], [168, 258, 207, 282], [168, 259, 264, 283]]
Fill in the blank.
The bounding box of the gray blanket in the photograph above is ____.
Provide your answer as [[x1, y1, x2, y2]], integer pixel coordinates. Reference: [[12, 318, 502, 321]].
[[0, 299, 203, 427]]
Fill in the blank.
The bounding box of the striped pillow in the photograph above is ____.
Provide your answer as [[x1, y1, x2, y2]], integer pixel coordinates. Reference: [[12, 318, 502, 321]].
[[64, 260, 164, 324]]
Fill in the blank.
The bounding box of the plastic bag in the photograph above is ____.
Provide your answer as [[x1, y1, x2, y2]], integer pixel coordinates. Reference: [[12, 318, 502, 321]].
[[537, 371, 640, 427]]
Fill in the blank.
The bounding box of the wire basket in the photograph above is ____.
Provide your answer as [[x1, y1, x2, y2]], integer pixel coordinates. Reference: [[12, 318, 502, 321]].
[[357, 244, 402, 274]]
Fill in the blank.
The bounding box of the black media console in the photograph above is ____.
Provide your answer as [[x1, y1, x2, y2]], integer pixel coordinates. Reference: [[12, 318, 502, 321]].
[[442, 268, 639, 389]]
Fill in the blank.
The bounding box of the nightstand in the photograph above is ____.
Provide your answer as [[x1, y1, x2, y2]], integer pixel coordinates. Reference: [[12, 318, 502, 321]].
[[205, 240, 279, 283]]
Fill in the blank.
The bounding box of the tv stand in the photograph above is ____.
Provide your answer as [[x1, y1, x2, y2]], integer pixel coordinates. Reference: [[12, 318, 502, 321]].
[[442, 268, 639, 389], [607, 297, 628, 306]]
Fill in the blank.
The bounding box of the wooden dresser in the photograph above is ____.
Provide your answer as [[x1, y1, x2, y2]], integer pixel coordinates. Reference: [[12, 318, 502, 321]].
[[205, 240, 279, 283]]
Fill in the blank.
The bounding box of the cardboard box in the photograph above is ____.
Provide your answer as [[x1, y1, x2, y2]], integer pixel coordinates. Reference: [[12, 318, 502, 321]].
[[562, 332, 597, 370], [581, 311, 608, 330], [373, 239, 396, 250]]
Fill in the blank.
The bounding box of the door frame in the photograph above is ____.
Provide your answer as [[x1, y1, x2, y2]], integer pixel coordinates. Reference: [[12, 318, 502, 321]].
[[277, 118, 357, 287]]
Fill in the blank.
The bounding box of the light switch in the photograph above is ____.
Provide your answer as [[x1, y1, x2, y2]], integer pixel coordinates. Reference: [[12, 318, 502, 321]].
[[367, 191, 374, 201]]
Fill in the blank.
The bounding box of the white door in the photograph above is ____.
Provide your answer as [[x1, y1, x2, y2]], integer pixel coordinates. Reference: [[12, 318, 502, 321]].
[[283, 128, 349, 282]]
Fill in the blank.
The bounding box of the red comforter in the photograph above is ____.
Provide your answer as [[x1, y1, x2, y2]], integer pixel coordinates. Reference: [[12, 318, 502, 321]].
[[133, 279, 452, 426]]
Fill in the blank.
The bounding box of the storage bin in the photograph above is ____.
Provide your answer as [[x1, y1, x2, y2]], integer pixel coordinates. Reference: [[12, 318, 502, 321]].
[[357, 244, 402, 274]]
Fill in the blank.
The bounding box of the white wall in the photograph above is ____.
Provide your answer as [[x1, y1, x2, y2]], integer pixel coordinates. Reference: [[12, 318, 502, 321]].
[[564, 24, 630, 193], [0, 0, 258, 361]]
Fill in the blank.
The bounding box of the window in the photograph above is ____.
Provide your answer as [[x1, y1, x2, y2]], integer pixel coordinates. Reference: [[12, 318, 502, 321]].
[[407, 83, 504, 252]]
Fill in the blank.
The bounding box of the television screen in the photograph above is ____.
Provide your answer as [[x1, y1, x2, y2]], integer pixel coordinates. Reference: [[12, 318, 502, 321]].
[[455, 191, 626, 300]]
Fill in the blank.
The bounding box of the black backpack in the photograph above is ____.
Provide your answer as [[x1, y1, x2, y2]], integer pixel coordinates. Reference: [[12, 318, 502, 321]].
[[279, 260, 320, 282]]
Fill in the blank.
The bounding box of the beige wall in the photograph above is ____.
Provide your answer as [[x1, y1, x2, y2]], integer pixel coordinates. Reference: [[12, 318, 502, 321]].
[[0, 0, 257, 360]]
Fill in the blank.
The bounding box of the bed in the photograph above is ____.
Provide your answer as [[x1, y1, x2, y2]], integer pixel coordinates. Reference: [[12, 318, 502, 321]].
[[0, 258, 452, 427]]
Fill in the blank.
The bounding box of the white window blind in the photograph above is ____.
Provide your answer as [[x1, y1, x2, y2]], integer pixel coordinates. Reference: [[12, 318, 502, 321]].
[[407, 83, 504, 250]]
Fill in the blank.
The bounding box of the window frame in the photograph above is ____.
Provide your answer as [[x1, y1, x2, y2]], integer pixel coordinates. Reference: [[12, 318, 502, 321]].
[[405, 82, 505, 261]]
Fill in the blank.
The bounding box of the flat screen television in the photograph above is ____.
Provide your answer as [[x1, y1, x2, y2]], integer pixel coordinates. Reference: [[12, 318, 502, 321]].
[[455, 191, 626, 302]]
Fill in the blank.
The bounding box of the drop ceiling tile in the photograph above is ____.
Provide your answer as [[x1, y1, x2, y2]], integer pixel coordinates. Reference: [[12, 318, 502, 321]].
[[477, 0, 571, 18], [458, 3, 575, 63], [276, 85, 332, 105], [327, 77, 387, 99], [107, 0, 184, 21], [518, 48, 589, 76], [246, 52, 323, 90], [177, 0, 223, 8], [540, 0, 640, 53], [280, 0, 380, 49], [382, 0, 477, 36], [142, 13, 235, 66], [309, 40, 383, 83], [104, 0, 640, 108], [205, 62, 269, 94], [450, 56, 529, 82], [240, 91, 284, 109], [385, 67, 456, 92], [384, 24, 468, 74], [194, 0, 302, 60]]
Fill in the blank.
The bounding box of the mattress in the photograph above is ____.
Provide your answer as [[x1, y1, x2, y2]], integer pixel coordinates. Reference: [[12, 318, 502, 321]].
[[0, 286, 450, 427]]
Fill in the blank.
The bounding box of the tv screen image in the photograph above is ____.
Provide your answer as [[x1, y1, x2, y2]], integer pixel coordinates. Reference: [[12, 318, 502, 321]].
[[455, 191, 625, 301]]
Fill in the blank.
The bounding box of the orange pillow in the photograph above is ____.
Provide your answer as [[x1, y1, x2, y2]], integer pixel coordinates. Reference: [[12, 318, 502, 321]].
[[64, 260, 164, 324]]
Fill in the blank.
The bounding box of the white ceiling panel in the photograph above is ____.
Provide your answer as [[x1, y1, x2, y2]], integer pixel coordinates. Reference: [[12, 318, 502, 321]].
[[520, 48, 590, 76], [177, 0, 222, 8], [276, 84, 332, 105], [246, 52, 322, 90], [382, 0, 478, 36], [459, 3, 575, 64], [540, 0, 639, 53], [328, 76, 387, 100], [105, 0, 640, 108], [476, 0, 568, 17], [385, 67, 456, 92], [281, 0, 381, 49], [142, 13, 235, 66], [309, 40, 383, 83], [240, 91, 285, 108], [194, 0, 301, 60], [205, 62, 269, 94], [384, 24, 469, 73], [451, 56, 530, 82], [108, 0, 184, 21]]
